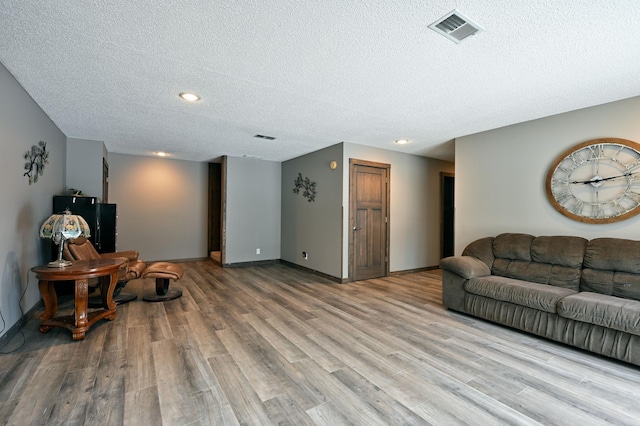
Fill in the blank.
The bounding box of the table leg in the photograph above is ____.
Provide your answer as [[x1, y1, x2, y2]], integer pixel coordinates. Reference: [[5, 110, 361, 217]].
[[74, 278, 89, 335], [34, 262, 123, 340], [99, 271, 118, 315], [39, 279, 55, 332], [38, 280, 58, 322]]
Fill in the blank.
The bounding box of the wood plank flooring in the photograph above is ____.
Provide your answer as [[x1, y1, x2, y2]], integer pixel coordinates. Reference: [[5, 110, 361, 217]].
[[1, 261, 640, 425]]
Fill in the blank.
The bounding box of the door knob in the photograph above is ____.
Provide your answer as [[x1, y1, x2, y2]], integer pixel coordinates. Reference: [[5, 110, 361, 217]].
[[353, 227, 361, 231]]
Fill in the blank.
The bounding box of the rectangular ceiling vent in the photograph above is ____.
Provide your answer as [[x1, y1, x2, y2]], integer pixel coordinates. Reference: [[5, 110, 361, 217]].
[[428, 9, 484, 44], [254, 134, 276, 140]]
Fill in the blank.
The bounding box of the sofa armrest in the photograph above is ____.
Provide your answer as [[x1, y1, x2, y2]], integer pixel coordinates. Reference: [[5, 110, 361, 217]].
[[440, 256, 491, 279], [101, 250, 140, 262], [104, 257, 130, 280], [440, 256, 491, 312]]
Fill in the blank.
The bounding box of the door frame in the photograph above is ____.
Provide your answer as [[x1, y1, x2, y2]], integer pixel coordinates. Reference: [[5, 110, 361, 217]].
[[221, 156, 227, 265], [348, 158, 391, 282], [102, 157, 109, 203]]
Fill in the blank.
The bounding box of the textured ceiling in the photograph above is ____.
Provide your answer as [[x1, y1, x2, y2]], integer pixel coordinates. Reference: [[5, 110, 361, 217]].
[[2, 1, 640, 162]]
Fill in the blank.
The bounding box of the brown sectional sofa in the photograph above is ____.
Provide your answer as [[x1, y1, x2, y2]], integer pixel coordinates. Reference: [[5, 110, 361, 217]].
[[440, 233, 640, 366]]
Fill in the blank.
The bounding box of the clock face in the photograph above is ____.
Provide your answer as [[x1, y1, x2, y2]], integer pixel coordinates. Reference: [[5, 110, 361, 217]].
[[546, 138, 640, 223]]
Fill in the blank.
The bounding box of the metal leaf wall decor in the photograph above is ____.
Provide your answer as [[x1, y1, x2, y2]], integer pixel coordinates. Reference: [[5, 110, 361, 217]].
[[24, 141, 49, 185], [293, 172, 316, 202]]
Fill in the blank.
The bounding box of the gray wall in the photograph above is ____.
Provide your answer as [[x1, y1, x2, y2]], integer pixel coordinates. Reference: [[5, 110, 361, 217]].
[[343, 143, 454, 277], [455, 95, 640, 254], [66, 137, 105, 200], [281, 142, 454, 280], [281, 144, 344, 277], [108, 153, 208, 261], [0, 62, 66, 338], [224, 156, 281, 264]]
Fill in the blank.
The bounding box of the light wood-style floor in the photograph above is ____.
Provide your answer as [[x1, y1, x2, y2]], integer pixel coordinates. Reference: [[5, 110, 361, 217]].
[[1, 261, 640, 425]]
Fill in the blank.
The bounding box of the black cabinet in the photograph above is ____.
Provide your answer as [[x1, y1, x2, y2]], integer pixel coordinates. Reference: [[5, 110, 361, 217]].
[[53, 196, 117, 254]]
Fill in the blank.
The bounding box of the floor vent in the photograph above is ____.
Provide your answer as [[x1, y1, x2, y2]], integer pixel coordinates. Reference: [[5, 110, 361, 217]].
[[428, 9, 484, 44]]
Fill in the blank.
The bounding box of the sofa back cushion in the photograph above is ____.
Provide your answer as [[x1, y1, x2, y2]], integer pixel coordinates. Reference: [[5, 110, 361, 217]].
[[582, 238, 640, 300], [491, 233, 587, 290], [461, 236, 495, 269]]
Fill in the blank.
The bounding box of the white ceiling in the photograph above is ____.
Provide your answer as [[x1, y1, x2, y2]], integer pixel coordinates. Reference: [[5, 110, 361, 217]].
[[2, 1, 640, 163]]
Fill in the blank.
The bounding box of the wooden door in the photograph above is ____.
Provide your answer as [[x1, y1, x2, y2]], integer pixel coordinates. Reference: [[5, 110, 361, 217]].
[[349, 160, 389, 281]]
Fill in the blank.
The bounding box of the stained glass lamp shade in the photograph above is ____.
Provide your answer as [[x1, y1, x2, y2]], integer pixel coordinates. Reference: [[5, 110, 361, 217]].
[[39, 209, 91, 267]]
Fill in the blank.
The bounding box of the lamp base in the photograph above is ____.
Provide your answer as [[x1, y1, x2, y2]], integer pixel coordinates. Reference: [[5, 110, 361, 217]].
[[47, 259, 73, 268]]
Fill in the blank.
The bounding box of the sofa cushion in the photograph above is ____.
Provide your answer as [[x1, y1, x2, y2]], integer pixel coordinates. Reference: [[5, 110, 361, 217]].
[[613, 272, 640, 301], [582, 238, 640, 300], [491, 233, 536, 283], [465, 276, 577, 314], [491, 234, 585, 290], [531, 236, 587, 268], [557, 292, 640, 337], [584, 238, 640, 273], [580, 269, 640, 302], [492, 258, 551, 283], [461, 236, 495, 270], [493, 233, 534, 261]]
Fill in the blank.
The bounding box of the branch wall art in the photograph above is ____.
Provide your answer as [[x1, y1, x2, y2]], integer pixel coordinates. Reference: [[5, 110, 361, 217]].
[[24, 141, 49, 185], [293, 172, 316, 202]]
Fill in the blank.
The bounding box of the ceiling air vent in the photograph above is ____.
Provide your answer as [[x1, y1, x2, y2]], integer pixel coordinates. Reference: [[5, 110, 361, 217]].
[[254, 134, 276, 140], [428, 9, 484, 44]]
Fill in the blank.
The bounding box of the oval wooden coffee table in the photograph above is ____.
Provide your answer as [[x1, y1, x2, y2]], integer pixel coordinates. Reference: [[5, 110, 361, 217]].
[[32, 258, 124, 340]]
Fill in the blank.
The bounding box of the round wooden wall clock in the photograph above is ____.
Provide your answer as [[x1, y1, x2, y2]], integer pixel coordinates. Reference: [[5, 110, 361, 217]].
[[546, 138, 640, 224]]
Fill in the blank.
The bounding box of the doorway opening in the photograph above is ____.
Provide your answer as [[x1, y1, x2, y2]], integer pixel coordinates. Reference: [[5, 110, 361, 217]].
[[441, 172, 454, 258], [208, 162, 223, 264]]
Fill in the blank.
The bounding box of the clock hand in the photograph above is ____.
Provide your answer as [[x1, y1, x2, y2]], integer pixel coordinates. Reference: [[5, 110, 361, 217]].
[[570, 171, 640, 185]]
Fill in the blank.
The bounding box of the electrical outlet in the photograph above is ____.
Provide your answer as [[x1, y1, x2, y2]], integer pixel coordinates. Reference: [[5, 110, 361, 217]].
[[256, 248, 260, 255], [302, 251, 308, 260]]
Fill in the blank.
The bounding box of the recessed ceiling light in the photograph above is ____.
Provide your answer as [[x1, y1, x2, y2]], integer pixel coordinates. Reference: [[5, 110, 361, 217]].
[[156, 151, 168, 157], [179, 92, 200, 102], [394, 139, 410, 145]]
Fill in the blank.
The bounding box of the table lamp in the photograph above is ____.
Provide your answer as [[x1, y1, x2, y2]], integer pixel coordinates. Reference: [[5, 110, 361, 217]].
[[40, 209, 91, 267]]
